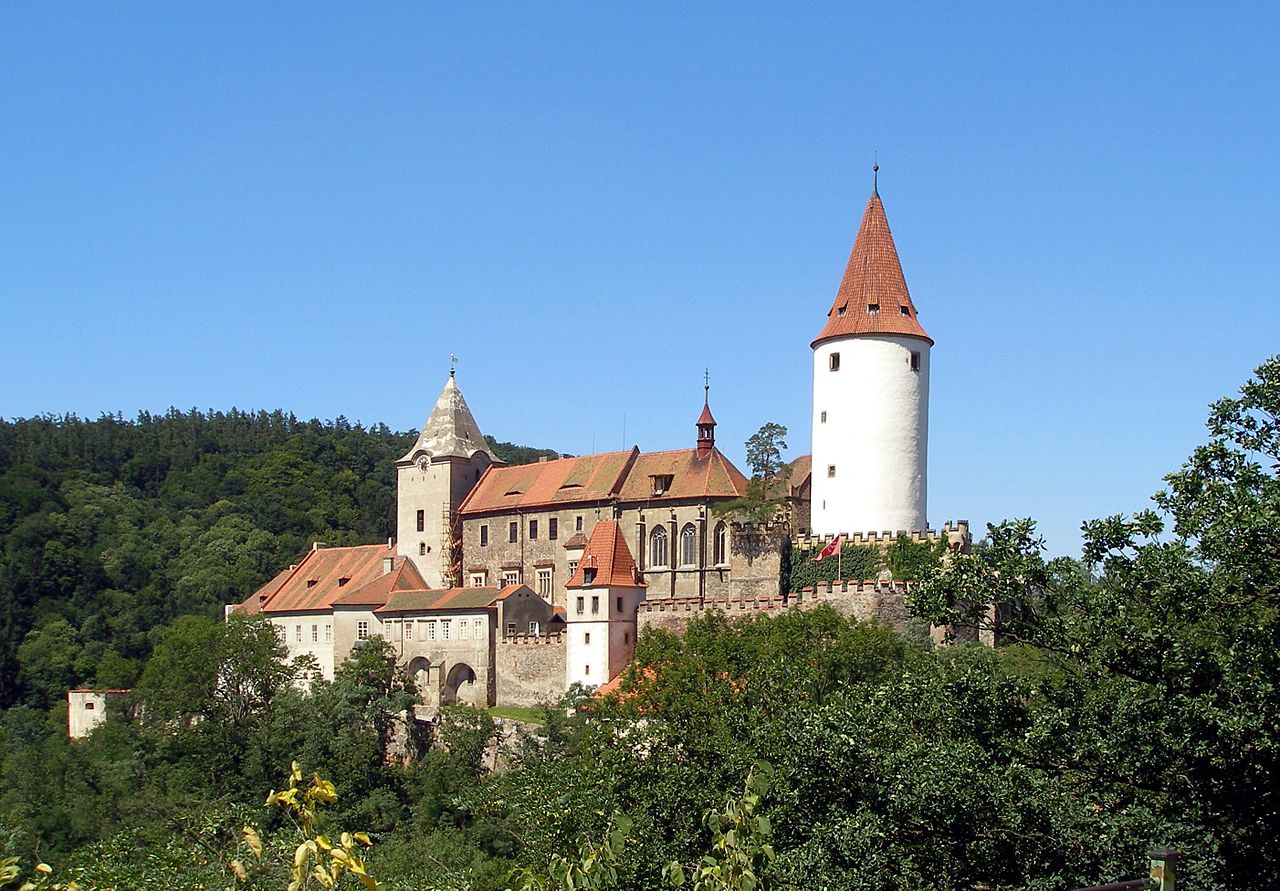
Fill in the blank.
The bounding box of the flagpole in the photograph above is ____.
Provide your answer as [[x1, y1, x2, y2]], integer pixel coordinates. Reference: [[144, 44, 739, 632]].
[[837, 534, 842, 581]]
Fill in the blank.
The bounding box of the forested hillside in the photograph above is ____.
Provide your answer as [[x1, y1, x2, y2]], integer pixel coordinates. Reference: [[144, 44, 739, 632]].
[[0, 410, 553, 711]]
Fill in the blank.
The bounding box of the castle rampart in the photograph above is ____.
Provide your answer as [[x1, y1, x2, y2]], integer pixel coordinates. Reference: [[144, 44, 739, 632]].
[[494, 632, 567, 706]]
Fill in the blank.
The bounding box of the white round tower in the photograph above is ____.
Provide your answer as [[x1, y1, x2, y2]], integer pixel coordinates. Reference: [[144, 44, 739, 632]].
[[810, 179, 931, 537]]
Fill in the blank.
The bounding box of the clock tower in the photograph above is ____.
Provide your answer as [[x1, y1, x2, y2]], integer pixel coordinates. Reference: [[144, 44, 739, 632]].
[[396, 373, 499, 587]]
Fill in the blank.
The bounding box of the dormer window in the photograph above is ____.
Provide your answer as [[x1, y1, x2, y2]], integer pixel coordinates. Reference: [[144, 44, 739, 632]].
[[900, 305, 911, 316], [583, 567, 597, 585], [306, 579, 318, 588], [836, 305, 846, 317], [651, 475, 674, 496], [338, 577, 350, 587], [867, 303, 880, 315]]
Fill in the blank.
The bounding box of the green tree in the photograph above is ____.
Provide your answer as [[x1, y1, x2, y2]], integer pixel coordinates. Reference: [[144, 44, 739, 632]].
[[715, 424, 789, 526]]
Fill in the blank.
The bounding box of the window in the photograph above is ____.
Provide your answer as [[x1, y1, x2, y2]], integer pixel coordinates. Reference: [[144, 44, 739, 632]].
[[651, 474, 674, 496], [828, 464, 836, 478], [474, 619, 484, 638], [867, 302, 880, 314], [506, 622, 516, 636], [357, 621, 369, 640], [84, 701, 95, 710], [416, 509, 425, 532], [295, 625, 302, 642], [479, 524, 488, 547], [548, 518, 558, 540], [616, 596, 623, 613], [829, 352, 840, 371], [583, 566, 597, 585], [591, 596, 600, 614], [529, 519, 538, 540], [649, 526, 668, 568], [508, 521, 518, 543], [584, 632, 590, 644], [469, 572, 486, 587], [713, 522, 728, 565], [529, 621, 540, 635], [460, 620, 470, 640], [576, 596, 585, 615], [419, 542, 427, 556], [502, 569, 521, 587], [405, 621, 413, 641], [575, 515, 583, 532], [624, 631, 630, 644], [311, 624, 318, 642], [820, 410, 827, 423], [837, 305, 846, 317], [441, 620, 450, 640], [584, 664, 590, 676], [910, 351, 921, 372], [538, 568, 553, 597], [425, 620, 437, 640], [900, 304, 911, 316], [680, 524, 697, 567], [325, 624, 332, 642]]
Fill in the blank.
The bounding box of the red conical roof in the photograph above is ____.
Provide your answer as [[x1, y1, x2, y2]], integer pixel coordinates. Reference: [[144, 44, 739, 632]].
[[812, 193, 932, 348], [697, 401, 716, 426]]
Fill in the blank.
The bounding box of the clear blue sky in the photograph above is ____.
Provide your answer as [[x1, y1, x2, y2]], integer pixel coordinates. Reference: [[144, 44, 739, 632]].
[[2, 3, 1277, 556]]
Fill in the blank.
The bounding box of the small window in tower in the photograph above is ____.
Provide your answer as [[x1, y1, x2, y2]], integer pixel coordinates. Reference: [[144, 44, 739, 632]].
[[479, 524, 488, 547], [820, 410, 827, 423], [829, 353, 840, 372], [868, 303, 880, 314], [910, 352, 921, 372], [419, 542, 426, 556], [837, 305, 846, 317], [416, 510, 424, 532], [827, 465, 836, 478], [584, 632, 590, 645], [900, 305, 911, 316], [84, 701, 95, 710]]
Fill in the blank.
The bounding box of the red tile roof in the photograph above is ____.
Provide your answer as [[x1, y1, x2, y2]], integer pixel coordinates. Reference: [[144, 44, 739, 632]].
[[618, 448, 748, 502], [375, 583, 538, 614], [332, 558, 428, 608], [812, 193, 932, 348], [459, 449, 638, 514], [787, 454, 812, 497], [566, 521, 645, 589], [563, 532, 590, 549], [239, 543, 410, 614], [697, 401, 716, 426]]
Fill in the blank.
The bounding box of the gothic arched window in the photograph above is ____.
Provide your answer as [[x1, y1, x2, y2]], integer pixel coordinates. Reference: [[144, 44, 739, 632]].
[[649, 526, 668, 569], [680, 523, 698, 567], [713, 522, 728, 566]]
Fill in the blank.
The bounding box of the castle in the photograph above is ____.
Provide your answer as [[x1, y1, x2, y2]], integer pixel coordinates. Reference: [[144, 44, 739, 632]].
[[235, 178, 972, 710]]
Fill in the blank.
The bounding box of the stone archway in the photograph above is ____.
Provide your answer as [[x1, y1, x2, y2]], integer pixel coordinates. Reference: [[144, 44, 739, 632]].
[[442, 662, 477, 706], [407, 656, 432, 699]]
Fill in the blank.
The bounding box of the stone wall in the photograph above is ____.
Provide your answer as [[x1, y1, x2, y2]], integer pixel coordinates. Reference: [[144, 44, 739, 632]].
[[495, 633, 567, 707], [637, 581, 915, 637], [727, 527, 788, 599]]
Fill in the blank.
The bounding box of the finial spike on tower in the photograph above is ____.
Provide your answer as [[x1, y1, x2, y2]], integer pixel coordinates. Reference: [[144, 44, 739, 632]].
[[449, 353, 458, 377], [872, 152, 879, 197], [703, 368, 711, 403]]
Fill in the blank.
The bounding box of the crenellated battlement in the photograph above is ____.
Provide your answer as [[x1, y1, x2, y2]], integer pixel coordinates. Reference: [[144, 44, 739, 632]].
[[497, 632, 565, 646], [793, 519, 971, 552]]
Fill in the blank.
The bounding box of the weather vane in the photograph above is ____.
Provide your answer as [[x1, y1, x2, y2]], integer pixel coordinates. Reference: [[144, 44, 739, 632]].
[[873, 151, 879, 196], [450, 353, 458, 377], [704, 368, 711, 402]]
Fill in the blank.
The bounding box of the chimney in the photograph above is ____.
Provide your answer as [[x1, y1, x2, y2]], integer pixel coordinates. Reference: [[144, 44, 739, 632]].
[[382, 556, 394, 575]]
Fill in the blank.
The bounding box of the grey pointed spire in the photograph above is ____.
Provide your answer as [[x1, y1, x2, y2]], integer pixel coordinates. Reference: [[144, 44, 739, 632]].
[[399, 376, 494, 462]]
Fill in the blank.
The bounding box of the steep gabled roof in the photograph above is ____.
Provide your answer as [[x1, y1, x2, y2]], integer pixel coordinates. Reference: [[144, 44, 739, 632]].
[[566, 520, 645, 589], [812, 193, 932, 348], [459, 449, 638, 515], [618, 448, 749, 502], [240, 543, 404, 614], [399, 375, 496, 463]]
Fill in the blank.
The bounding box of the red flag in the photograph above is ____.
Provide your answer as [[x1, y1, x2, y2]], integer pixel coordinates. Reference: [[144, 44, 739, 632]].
[[815, 536, 842, 561]]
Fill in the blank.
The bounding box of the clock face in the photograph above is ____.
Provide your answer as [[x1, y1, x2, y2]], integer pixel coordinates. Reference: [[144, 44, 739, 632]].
[[417, 456, 430, 472]]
